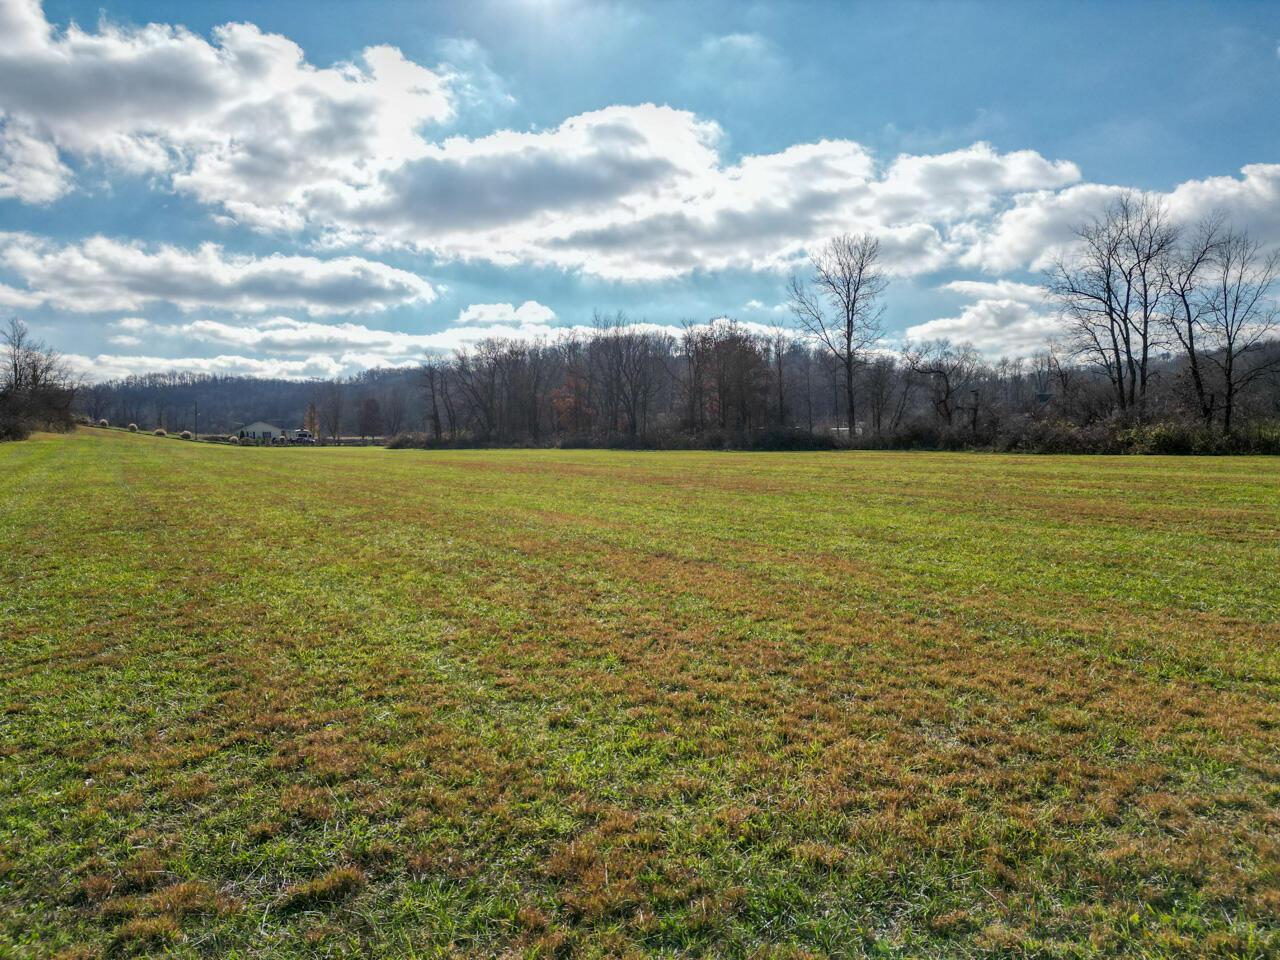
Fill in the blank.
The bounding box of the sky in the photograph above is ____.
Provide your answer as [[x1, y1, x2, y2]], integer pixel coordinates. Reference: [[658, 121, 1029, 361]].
[[1, 0, 1278, 380]]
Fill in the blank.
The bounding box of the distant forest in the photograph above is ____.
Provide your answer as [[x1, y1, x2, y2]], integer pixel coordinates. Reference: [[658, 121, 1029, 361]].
[[27, 196, 1280, 453], [77, 321, 1280, 454]]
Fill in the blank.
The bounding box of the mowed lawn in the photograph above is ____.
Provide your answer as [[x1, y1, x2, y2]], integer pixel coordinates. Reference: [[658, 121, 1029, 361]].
[[2, 431, 1278, 959]]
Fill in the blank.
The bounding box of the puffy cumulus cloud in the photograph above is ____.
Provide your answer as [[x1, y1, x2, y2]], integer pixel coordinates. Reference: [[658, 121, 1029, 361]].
[[956, 183, 1128, 272], [958, 164, 1280, 273], [1166, 163, 1280, 245], [907, 280, 1058, 357], [320, 131, 1080, 280], [28, 3, 1280, 287], [868, 145, 1079, 224], [0, 235, 434, 313], [907, 299, 1059, 356], [0, 116, 72, 202], [0, 279, 43, 308], [0, 5, 1089, 281], [317, 104, 725, 265], [64, 351, 346, 382], [452, 300, 557, 327], [0, 0, 453, 227]]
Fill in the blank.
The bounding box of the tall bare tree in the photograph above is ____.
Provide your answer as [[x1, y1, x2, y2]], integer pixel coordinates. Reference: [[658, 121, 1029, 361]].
[[1200, 230, 1280, 434], [1049, 193, 1177, 415], [1160, 216, 1223, 427], [382, 383, 407, 436], [768, 324, 791, 428], [788, 233, 887, 438], [422, 358, 448, 442]]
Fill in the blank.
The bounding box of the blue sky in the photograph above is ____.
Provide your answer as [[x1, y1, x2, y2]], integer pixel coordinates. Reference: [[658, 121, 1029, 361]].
[[2, 0, 1278, 378]]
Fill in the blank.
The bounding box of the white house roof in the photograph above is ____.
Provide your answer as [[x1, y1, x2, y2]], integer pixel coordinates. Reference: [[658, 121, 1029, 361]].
[[239, 421, 284, 432]]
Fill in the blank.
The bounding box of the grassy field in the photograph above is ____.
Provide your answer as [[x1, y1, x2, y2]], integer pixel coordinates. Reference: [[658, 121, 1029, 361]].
[[1, 429, 1278, 959]]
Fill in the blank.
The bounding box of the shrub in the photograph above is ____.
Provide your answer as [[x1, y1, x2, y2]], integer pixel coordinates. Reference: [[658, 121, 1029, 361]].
[[180, 430, 193, 440], [0, 413, 32, 443], [153, 428, 166, 437], [1243, 421, 1280, 455], [97, 418, 109, 427], [127, 423, 138, 432]]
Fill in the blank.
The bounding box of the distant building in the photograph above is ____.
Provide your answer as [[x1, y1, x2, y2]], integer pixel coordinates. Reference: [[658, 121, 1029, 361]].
[[235, 421, 286, 441]]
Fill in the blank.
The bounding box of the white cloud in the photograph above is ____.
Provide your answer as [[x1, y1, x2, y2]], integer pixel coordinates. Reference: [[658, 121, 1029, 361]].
[[956, 183, 1127, 272], [65, 350, 347, 382], [313, 132, 1078, 279], [940, 279, 1045, 303], [0, 4, 1091, 281], [138, 301, 563, 362], [0, 0, 453, 227], [0, 279, 43, 308], [958, 164, 1280, 273], [7, 1, 1277, 301], [452, 300, 557, 327], [906, 299, 1059, 356], [908, 279, 1059, 357], [174, 315, 446, 355], [84, 304, 804, 380], [1166, 163, 1280, 245], [0, 116, 72, 202], [870, 145, 1079, 224], [0, 235, 434, 314]]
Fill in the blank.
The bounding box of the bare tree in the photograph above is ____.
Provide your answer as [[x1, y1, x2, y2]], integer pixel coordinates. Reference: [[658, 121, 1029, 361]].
[[317, 383, 344, 440], [1200, 230, 1280, 434], [906, 339, 980, 428], [788, 233, 887, 438], [382, 383, 407, 436], [422, 358, 447, 442], [1160, 216, 1223, 426], [453, 341, 501, 440], [767, 325, 791, 427], [1049, 193, 1177, 415], [1, 319, 77, 439], [864, 354, 913, 436]]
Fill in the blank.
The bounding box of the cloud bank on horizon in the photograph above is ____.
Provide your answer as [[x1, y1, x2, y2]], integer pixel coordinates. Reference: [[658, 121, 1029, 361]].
[[0, 0, 1277, 379]]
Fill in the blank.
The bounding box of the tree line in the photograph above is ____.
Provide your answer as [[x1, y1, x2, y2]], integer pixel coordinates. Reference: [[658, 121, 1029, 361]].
[[17, 194, 1280, 452]]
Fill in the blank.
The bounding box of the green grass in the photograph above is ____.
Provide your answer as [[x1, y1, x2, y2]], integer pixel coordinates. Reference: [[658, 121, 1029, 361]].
[[2, 429, 1278, 958]]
